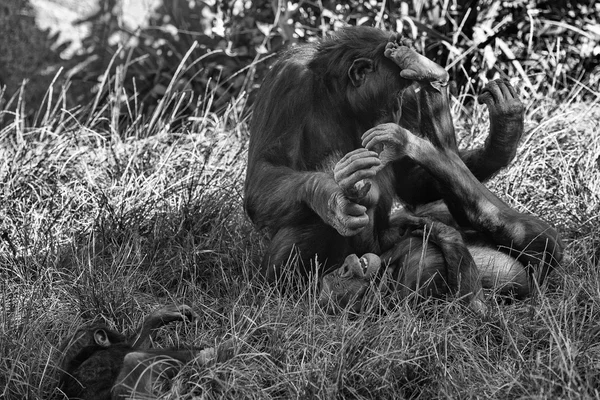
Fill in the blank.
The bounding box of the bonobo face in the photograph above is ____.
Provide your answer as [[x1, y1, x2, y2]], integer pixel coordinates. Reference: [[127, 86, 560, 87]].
[[318, 253, 381, 314]]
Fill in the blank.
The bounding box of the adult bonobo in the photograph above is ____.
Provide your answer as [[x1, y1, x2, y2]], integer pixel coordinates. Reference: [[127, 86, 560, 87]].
[[244, 26, 563, 311]]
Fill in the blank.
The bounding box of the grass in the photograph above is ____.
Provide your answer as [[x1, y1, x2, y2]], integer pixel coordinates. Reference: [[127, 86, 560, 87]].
[[1, 62, 599, 399]]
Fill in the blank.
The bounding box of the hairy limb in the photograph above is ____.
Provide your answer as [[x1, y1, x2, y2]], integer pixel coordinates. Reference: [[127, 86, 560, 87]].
[[363, 123, 563, 283], [333, 148, 380, 204], [113, 340, 235, 399], [461, 80, 525, 180], [381, 214, 486, 312], [246, 161, 377, 237], [391, 78, 524, 205], [131, 304, 198, 348]]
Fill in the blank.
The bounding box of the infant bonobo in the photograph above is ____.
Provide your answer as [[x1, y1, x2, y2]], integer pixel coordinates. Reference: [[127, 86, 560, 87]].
[[57, 304, 233, 400]]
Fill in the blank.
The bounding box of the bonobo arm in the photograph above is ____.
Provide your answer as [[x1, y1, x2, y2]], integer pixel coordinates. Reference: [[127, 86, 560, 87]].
[[384, 38, 524, 204], [391, 79, 524, 206], [363, 122, 562, 283], [245, 160, 374, 237], [460, 80, 525, 180]]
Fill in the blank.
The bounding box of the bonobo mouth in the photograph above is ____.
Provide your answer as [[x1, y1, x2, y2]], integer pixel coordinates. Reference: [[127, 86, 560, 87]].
[[359, 256, 369, 275]]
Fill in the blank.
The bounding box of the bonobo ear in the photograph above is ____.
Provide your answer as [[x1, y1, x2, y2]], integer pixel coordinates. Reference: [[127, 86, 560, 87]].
[[348, 58, 374, 87], [93, 329, 111, 347]]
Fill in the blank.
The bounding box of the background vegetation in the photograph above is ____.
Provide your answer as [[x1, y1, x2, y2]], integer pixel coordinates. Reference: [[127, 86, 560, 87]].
[[1, 0, 599, 398]]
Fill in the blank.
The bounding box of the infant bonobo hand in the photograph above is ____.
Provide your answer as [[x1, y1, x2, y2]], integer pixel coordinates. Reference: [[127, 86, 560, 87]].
[[318, 253, 381, 314], [362, 123, 413, 167], [334, 148, 380, 205]]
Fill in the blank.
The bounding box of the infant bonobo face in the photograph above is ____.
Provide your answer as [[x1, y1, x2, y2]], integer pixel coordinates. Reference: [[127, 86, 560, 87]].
[[319, 253, 381, 314]]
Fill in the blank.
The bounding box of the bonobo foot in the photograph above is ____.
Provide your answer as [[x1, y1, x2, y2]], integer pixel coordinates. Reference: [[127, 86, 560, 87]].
[[318, 253, 381, 314], [384, 35, 449, 89], [478, 80, 525, 168]]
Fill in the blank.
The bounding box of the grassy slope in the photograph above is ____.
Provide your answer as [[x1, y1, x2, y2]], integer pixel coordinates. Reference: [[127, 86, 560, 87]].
[[0, 81, 599, 399]]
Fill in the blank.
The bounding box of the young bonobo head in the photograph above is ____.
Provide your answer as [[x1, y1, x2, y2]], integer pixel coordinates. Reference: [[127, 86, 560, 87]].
[[319, 253, 381, 314]]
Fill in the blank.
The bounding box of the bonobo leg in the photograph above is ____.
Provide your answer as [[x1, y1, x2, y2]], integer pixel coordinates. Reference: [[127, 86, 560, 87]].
[[381, 212, 486, 312], [131, 304, 198, 348], [388, 203, 531, 298], [261, 221, 352, 283], [261, 149, 381, 283], [112, 343, 233, 399], [362, 101, 563, 291]]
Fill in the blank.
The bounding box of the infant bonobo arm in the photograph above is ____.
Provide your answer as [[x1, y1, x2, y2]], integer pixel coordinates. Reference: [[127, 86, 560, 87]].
[[131, 304, 198, 348]]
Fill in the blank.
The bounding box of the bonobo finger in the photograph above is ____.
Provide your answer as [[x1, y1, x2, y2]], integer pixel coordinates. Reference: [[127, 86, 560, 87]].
[[362, 132, 396, 153], [344, 201, 367, 217], [345, 214, 369, 231], [338, 167, 378, 190], [361, 126, 391, 149], [498, 80, 514, 99], [344, 180, 371, 201], [338, 148, 378, 166], [505, 81, 518, 98], [483, 80, 504, 103], [477, 91, 493, 106], [335, 156, 381, 182], [362, 123, 408, 145]]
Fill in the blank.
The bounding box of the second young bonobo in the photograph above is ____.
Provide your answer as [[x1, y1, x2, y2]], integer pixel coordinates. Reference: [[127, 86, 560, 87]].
[[57, 305, 233, 400], [245, 26, 563, 311]]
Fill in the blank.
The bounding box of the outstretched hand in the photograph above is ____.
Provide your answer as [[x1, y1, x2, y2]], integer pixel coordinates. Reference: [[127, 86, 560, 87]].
[[478, 79, 525, 167], [362, 123, 415, 167]]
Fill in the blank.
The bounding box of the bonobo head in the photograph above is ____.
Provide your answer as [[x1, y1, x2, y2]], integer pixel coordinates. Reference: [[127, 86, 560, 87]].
[[58, 323, 128, 377], [308, 27, 449, 127], [319, 253, 381, 314], [308, 26, 412, 125]]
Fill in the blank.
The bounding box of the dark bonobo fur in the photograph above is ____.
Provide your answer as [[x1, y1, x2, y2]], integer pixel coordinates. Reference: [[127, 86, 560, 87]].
[[244, 26, 563, 313]]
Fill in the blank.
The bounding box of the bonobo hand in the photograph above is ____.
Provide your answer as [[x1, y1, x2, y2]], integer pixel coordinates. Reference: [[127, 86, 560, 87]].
[[334, 148, 380, 205], [146, 304, 198, 326], [385, 35, 449, 90], [318, 253, 381, 314], [478, 80, 525, 167], [361, 123, 414, 167], [326, 190, 370, 237]]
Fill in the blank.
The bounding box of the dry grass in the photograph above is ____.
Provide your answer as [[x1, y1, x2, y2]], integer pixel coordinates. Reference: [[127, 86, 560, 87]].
[[1, 63, 599, 399]]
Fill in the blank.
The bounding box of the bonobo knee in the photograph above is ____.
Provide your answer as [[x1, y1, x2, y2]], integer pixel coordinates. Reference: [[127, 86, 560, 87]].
[[502, 213, 564, 281], [391, 237, 449, 298], [261, 225, 351, 283]]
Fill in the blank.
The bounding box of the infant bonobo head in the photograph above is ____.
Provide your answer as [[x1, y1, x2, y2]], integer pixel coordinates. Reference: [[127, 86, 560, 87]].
[[318, 253, 381, 314]]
